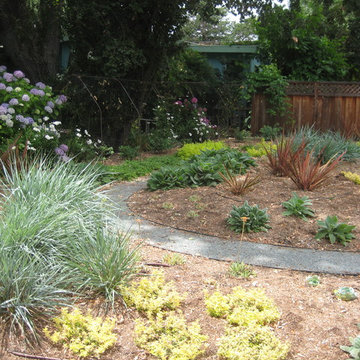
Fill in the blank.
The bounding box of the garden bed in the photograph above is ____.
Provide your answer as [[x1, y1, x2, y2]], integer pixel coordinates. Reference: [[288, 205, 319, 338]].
[[129, 157, 360, 252], [5, 243, 359, 360]]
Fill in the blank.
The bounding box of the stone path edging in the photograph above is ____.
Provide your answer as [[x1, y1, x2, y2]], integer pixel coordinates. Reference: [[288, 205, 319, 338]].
[[106, 181, 360, 275]]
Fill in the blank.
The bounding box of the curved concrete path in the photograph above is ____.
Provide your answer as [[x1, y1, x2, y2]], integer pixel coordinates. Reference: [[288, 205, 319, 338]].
[[106, 181, 360, 275]]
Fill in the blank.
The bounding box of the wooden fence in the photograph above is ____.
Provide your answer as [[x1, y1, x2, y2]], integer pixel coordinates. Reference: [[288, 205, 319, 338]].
[[251, 81, 360, 137]]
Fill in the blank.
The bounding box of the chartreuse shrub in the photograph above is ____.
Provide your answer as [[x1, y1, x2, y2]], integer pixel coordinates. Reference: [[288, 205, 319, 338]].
[[282, 193, 315, 220], [244, 139, 277, 157], [177, 140, 226, 160], [342, 171, 360, 185], [162, 253, 186, 265], [227, 201, 271, 233], [44, 308, 116, 358], [315, 215, 355, 246], [205, 287, 280, 327], [120, 270, 186, 317], [148, 148, 256, 191], [135, 311, 208, 360], [217, 325, 289, 360]]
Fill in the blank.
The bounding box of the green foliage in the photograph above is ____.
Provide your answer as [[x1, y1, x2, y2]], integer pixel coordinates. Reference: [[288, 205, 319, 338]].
[[0, 157, 139, 340], [177, 140, 226, 160], [256, 4, 349, 81], [119, 145, 139, 160], [147, 130, 175, 152], [162, 253, 186, 266], [228, 262, 256, 279], [227, 201, 271, 233], [246, 64, 289, 117], [98, 154, 182, 184], [292, 128, 360, 164], [306, 275, 320, 287], [134, 311, 208, 360], [204, 287, 280, 327], [341, 330, 360, 359], [334, 287, 358, 301], [244, 139, 277, 157], [259, 124, 282, 141], [148, 149, 256, 191], [120, 270, 185, 317], [315, 216, 355, 246], [282, 193, 315, 220], [217, 325, 289, 360], [234, 129, 251, 141], [342, 171, 360, 185], [44, 308, 116, 358]]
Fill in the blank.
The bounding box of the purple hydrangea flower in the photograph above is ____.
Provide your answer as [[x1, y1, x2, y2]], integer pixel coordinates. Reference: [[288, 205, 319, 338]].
[[47, 101, 55, 108], [35, 82, 46, 89], [16, 115, 24, 122], [7, 107, 15, 114], [6, 86, 13, 92], [44, 106, 53, 113], [30, 88, 38, 95], [55, 147, 65, 156], [22, 94, 30, 102], [3, 72, 14, 82], [25, 117, 34, 125], [24, 78, 30, 83], [13, 70, 25, 79], [0, 83, 6, 90], [55, 94, 67, 105], [0, 65, 7, 72], [9, 98, 19, 106], [61, 155, 70, 163], [59, 144, 69, 153], [0, 106, 7, 115], [1, 103, 9, 108]]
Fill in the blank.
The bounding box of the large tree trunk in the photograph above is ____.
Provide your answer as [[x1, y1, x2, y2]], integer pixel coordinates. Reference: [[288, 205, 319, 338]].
[[0, 0, 62, 82]]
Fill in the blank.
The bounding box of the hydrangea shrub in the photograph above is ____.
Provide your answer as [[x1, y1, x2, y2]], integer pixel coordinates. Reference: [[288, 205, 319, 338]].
[[0, 65, 67, 153]]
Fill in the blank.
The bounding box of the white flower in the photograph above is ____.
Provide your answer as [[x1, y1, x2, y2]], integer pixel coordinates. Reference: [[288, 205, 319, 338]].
[[33, 127, 41, 132], [7, 107, 15, 114], [11, 146, 16, 150], [0, 114, 7, 121], [43, 116, 49, 121], [45, 134, 53, 140], [14, 87, 21, 92], [97, 139, 102, 143], [215, 132, 218, 136], [6, 119, 13, 127], [49, 124, 56, 132], [84, 129, 90, 136], [189, 133, 192, 136], [86, 139, 92, 145], [6, 86, 13, 92], [76, 133, 82, 137], [76, 128, 80, 132]]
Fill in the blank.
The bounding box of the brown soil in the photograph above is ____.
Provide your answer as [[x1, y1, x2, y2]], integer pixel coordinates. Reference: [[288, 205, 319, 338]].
[[3, 244, 359, 360], [129, 157, 360, 252]]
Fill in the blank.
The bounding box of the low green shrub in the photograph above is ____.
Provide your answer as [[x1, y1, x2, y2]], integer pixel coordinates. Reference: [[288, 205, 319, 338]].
[[315, 215, 355, 246], [44, 308, 116, 358], [177, 140, 226, 160], [234, 129, 251, 141], [217, 325, 289, 360], [119, 145, 139, 160], [120, 270, 185, 317], [147, 130, 175, 152], [148, 149, 256, 191], [227, 201, 271, 233], [341, 329, 360, 359], [205, 287, 280, 327], [135, 311, 208, 360], [228, 262, 256, 279], [282, 193, 315, 220], [259, 124, 282, 141]]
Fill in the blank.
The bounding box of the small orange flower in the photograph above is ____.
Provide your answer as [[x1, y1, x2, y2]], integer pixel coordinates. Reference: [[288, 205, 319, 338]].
[[240, 217, 249, 223]]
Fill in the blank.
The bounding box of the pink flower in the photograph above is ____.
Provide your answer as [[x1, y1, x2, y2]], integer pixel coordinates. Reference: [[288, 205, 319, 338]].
[[191, 97, 198, 104], [174, 100, 182, 105]]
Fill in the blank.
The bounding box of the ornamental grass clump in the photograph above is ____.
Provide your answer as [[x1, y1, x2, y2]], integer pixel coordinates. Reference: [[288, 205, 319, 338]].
[[44, 308, 116, 358], [0, 157, 139, 341], [120, 270, 186, 317], [135, 311, 208, 360], [227, 201, 271, 233]]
